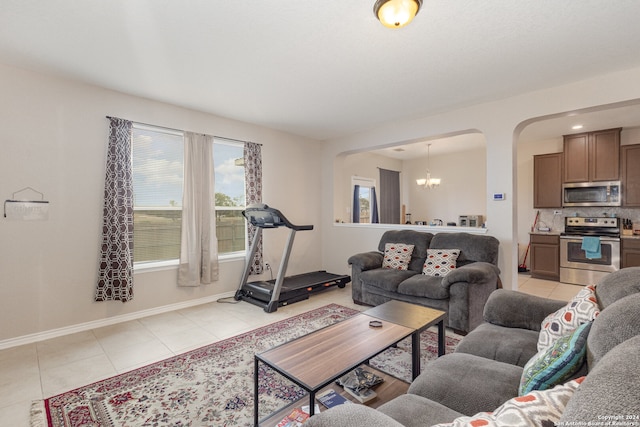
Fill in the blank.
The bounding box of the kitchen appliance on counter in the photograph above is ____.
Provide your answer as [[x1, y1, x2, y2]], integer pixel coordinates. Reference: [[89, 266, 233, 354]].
[[560, 216, 620, 286], [459, 215, 484, 227], [562, 181, 621, 207]]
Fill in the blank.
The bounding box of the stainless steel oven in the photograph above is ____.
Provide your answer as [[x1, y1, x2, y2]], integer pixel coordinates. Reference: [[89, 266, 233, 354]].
[[559, 217, 620, 286]]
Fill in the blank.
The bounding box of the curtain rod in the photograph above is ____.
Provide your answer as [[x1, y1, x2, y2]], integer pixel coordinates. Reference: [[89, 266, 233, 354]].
[[105, 116, 262, 146]]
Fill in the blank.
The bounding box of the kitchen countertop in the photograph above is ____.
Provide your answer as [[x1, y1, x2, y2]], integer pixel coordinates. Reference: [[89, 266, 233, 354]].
[[621, 234, 640, 239]]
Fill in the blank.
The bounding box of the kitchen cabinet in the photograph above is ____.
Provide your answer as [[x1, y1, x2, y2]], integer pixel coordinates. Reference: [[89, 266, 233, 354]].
[[621, 143, 640, 207], [563, 128, 621, 183], [529, 234, 560, 281], [621, 238, 640, 268], [533, 152, 563, 208]]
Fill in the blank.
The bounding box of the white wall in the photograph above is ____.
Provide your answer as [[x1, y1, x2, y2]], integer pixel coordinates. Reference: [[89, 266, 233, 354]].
[[321, 66, 640, 292], [404, 146, 487, 226], [0, 63, 324, 345], [336, 151, 403, 223]]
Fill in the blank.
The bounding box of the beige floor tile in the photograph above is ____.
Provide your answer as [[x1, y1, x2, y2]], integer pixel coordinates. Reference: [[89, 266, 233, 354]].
[[37, 330, 104, 371], [40, 353, 117, 397], [93, 320, 159, 354], [549, 283, 583, 301], [157, 326, 218, 354], [0, 400, 33, 426], [138, 310, 201, 338], [0, 344, 42, 407], [106, 339, 173, 373]]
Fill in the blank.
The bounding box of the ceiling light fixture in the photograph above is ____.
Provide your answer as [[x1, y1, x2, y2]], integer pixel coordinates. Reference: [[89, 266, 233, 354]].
[[416, 144, 441, 189], [572, 125, 584, 130], [373, 0, 423, 28]]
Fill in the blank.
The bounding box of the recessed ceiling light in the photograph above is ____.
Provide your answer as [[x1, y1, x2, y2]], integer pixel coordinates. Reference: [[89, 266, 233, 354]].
[[572, 125, 583, 130]]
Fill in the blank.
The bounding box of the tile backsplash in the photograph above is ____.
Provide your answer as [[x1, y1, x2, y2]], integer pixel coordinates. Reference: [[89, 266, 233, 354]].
[[534, 208, 640, 233]]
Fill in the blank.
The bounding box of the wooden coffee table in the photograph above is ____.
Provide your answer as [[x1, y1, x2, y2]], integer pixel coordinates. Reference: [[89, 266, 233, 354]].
[[254, 301, 446, 426]]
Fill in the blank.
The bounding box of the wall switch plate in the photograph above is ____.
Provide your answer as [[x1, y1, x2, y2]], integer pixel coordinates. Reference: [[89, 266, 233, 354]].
[[553, 210, 562, 215]]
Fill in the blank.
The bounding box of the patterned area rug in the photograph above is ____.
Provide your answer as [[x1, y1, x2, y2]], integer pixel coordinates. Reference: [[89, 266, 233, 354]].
[[36, 304, 461, 427]]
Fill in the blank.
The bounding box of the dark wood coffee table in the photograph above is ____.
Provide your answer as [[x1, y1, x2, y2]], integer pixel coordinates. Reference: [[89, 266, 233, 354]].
[[254, 301, 446, 426], [363, 300, 446, 380]]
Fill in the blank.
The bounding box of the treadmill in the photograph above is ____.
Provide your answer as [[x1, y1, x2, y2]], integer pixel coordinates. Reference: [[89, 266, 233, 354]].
[[234, 204, 351, 312]]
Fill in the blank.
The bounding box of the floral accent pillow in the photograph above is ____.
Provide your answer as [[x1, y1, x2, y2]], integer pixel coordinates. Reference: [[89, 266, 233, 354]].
[[519, 322, 591, 395], [432, 377, 585, 427], [382, 243, 415, 270], [422, 249, 460, 277], [537, 284, 600, 352]]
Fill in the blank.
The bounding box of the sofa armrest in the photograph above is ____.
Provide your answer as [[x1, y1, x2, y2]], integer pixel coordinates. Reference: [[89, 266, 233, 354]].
[[483, 289, 567, 331], [441, 262, 500, 288], [305, 404, 404, 427], [348, 251, 383, 271]]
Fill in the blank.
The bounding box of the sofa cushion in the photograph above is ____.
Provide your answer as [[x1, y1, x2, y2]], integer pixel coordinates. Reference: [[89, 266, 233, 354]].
[[433, 376, 584, 427], [408, 353, 523, 416], [454, 322, 540, 367], [382, 243, 415, 270], [561, 335, 640, 425], [360, 268, 418, 293], [422, 249, 460, 277], [594, 266, 640, 309], [429, 232, 499, 266], [587, 292, 640, 368], [397, 274, 450, 300], [378, 394, 462, 427], [537, 284, 599, 352], [519, 322, 591, 395]]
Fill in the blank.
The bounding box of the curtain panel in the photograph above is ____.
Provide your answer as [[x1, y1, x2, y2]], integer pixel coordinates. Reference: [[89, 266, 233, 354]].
[[244, 142, 263, 275], [178, 132, 219, 286], [96, 117, 134, 302], [379, 168, 400, 224]]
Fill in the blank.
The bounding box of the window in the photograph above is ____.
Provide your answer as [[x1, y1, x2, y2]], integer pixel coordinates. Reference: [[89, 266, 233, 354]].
[[132, 125, 246, 266], [352, 177, 376, 224]]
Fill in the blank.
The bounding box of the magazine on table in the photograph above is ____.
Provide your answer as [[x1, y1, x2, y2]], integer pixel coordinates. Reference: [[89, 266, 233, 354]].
[[316, 388, 351, 409]]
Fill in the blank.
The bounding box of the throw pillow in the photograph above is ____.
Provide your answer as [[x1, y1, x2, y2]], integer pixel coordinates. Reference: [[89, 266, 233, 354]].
[[519, 321, 591, 396], [422, 249, 460, 277], [431, 377, 584, 427], [537, 284, 599, 352], [381, 243, 415, 270]]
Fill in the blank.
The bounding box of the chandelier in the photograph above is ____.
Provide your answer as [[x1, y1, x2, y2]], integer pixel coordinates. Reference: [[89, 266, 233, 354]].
[[416, 144, 441, 189], [373, 0, 423, 28]]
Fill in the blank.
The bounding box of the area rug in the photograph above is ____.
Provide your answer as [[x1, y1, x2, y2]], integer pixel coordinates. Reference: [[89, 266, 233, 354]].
[[35, 303, 461, 427]]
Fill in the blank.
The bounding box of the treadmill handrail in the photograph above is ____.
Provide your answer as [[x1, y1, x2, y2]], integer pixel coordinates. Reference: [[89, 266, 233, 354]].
[[242, 204, 313, 231]]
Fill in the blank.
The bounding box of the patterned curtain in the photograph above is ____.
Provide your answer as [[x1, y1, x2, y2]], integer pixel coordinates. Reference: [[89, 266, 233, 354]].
[[244, 142, 263, 275], [96, 117, 134, 302]]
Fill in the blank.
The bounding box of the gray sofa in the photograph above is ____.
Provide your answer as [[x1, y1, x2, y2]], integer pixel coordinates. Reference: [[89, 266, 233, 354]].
[[306, 267, 640, 427], [348, 230, 500, 333]]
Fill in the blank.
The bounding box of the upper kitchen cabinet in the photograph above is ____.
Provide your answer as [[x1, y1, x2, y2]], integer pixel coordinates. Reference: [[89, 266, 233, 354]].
[[621, 143, 640, 206], [534, 152, 563, 208], [563, 128, 621, 183]]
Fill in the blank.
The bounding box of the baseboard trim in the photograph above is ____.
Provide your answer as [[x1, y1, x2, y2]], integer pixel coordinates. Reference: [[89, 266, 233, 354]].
[[0, 291, 237, 350]]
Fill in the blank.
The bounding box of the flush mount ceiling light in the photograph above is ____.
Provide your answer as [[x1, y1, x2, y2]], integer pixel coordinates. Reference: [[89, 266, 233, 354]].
[[416, 144, 441, 189], [374, 0, 423, 28]]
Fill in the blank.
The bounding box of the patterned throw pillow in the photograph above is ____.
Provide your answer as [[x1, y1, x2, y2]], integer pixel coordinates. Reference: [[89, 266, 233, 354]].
[[537, 285, 600, 352], [519, 322, 591, 396], [381, 243, 415, 270], [431, 377, 585, 427], [422, 249, 460, 277]]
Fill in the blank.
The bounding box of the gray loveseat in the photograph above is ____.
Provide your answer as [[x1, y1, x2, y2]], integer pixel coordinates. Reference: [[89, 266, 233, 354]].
[[306, 267, 640, 427], [349, 230, 500, 333]]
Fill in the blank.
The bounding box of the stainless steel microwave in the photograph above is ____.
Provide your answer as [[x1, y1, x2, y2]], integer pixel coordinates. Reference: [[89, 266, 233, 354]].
[[562, 181, 621, 207]]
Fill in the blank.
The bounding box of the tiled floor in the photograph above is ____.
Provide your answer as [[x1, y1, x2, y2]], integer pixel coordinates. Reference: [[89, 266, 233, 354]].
[[0, 278, 582, 425]]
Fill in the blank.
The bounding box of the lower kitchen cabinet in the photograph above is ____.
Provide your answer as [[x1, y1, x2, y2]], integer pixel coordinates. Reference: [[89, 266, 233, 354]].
[[530, 234, 560, 281], [621, 238, 640, 268]]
